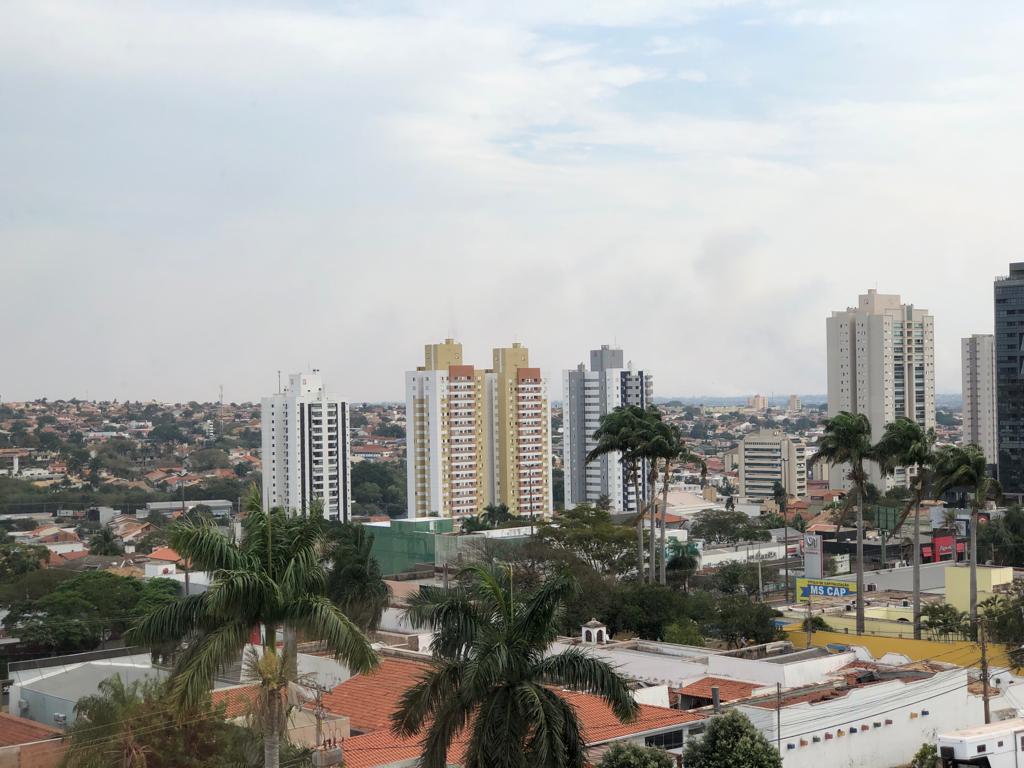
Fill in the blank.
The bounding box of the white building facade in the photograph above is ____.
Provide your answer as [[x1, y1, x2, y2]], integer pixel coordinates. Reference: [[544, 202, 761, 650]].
[[562, 345, 654, 513], [737, 429, 807, 502], [261, 371, 351, 520], [961, 334, 998, 467], [826, 289, 936, 488]]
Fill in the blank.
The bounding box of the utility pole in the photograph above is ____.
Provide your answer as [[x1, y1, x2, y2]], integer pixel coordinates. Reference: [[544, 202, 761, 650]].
[[980, 620, 991, 724], [806, 588, 813, 649], [776, 682, 782, 753]]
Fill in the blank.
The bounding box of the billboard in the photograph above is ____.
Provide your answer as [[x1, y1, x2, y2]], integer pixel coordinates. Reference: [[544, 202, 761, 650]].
[[802, 534, 824, 579], [796, 578, 856, 602]]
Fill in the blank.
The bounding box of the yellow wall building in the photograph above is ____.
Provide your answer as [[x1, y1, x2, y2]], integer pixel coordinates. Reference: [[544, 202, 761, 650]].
[[405, 339, 552, 518], [945, 564, 1014, 614]]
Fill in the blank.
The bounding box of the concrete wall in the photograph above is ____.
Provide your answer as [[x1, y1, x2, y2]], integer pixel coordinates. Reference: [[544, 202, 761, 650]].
[[739, 669, 982, 768], [706, 651, 856, 688]]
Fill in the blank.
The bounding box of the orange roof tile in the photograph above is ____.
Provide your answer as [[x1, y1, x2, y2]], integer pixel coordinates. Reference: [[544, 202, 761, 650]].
[[146, 546, 183, 563], [211, 684, 261, 719], [0, 712, 63, 747], [326, 658, 704, 767], [674, 676, 761, 703]]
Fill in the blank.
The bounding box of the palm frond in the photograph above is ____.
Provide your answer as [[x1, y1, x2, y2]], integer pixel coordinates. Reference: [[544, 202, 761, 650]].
[[535, 647, 638, 722], [126, 593, 211, 646], [170, 522, 249, 572], [204, 569, 281, 622], [166, 619, 251, 714], [285, 595, 377, 675], [391, 660, 466, 737]]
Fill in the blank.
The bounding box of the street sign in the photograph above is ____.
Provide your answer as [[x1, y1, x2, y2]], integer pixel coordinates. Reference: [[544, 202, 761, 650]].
[[797, 578, 855, 602]]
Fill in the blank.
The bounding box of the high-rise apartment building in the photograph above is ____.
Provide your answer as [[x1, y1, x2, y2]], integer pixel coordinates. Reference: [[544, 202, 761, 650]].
[[747, 394, 768, 411], [405, 339, 552, 518], [562, 345, 654, 512], [995, 263, 1024, 496], [826, 289, 935, 488], [737, 429, 807, 502], [961, 334, 998, 468], [261, 371, 351, 520], [787, 394, 802, 413]]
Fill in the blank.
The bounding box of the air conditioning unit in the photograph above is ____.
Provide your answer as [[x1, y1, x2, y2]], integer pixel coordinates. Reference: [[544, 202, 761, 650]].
[[17, 699, 29, 712], [866, 584, 877, 592], [53, 713, 67, 725]]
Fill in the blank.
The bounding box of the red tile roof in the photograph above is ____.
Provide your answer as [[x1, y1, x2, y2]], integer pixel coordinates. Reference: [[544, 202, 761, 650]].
[[674, 676, 762, 703], [146, 546, 183, 563], [212, 684, 261, 719], [320, 657, 428, 733], [328, 657, 705, 768], [0, 712, 63, 747]]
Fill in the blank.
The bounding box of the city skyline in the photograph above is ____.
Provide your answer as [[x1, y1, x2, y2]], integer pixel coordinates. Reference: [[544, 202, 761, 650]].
[[6, 2, 1024, 402]]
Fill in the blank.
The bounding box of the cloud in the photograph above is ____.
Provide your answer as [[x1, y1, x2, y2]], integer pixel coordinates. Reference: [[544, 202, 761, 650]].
[[2, 0, 1024, 403]]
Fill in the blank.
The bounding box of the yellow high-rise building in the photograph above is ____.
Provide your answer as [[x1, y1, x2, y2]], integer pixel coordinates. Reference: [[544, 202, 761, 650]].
[[405, 339, 552, 519]]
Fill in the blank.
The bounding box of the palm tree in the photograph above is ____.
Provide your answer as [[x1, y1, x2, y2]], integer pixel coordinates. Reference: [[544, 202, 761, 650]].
[[810, 412, 876, 634], [88, 527, 124, 556], [587, 406, 655, 582], [65, 674, 153, 767], [771, 480, 790, 603], [932, 445, 1002, 627], [481, 503, 513, 529], [127, 486, 377, 768], [649, 424, 706, 585], [392, 565, 638, 768], [325, 523, 391, 633], [874, 418, 936, 639]]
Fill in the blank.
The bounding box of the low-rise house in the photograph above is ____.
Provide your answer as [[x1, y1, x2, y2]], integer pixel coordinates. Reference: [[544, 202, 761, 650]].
[[0, 711, 65, 768]]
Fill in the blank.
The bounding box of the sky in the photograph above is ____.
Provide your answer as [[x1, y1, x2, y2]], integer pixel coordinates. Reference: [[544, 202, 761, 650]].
[[3, 0, 1024, 404]]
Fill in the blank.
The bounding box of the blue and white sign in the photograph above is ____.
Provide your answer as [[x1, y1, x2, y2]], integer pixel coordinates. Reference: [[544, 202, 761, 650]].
[[796, 578, 855, 602]]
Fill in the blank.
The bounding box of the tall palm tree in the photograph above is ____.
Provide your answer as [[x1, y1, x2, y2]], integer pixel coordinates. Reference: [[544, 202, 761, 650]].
[[587, 406, 654, 582], [127, 486, 377, 768], [649, 423, 706, 585], [325, 523, 391, 633], [932, 445, 1002, 627], [873, 418, 936, 639], [810, 411, 876, 634], [392, 565, 638, 768]]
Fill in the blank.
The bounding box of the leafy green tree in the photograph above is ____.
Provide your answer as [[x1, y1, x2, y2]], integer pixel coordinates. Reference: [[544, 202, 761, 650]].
[[597, 742, 673, 768], [682, 709, 782, 768], [982, 582, 1024, 669], [663, 618, 703, 645], [188, 448, 230, 471], [910, 742, 940, 768], [921, 603, 970, 640], [706, 596, 783, 648], [873, 418, 936, 639], [538, 505, 638, 577], [149, 423, 184, 444], [393, 564, 638, 768], [128, 487, 376, 768], [325, 523, 390, 633], [933, 444, 1002, 626], [0, 537, 48, 579], [709, 561, 761, 596], [374, 423, 405, 438], [88, 527, 124, 555], [690, 509, 767, 545], [810, 411, 877, 634], [978, 505, 1024, 566], [604, 581, 690, 640]]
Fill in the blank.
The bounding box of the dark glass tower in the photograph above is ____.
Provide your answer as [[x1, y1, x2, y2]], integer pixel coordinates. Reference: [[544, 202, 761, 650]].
[[995, 262, 1024, 496]]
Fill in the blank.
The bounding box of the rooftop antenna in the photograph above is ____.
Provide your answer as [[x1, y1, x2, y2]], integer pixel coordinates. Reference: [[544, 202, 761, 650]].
[[277, 370, 282, 394], [219, 385, 224, 405]]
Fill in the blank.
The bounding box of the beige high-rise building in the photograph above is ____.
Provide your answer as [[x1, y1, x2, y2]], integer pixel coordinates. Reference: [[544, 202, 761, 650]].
[[405, 339, 552, 519], [787, 394, 801, 413], [747, 394, 768, 411], [961, 334, 998, 466], [826, 289, 935, 489], [737, 429, 807, 502]]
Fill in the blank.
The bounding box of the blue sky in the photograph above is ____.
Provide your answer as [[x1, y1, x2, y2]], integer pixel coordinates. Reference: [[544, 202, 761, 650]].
[[3, 1, 1024, 401]]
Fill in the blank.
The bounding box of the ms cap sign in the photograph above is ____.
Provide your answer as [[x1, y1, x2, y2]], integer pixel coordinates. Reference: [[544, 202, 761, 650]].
[[797, 578, 855, 602]]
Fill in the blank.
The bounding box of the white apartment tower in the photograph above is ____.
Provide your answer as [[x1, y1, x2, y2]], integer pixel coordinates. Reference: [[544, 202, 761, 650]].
[[826, 289, 936, 488], [562, 345, 654, 512], [737, 429, 807, 502], [961, 334, 998, 467], [405, 339, 552, 519], [261, 371, 351, 520]]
